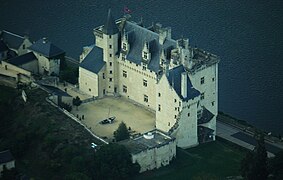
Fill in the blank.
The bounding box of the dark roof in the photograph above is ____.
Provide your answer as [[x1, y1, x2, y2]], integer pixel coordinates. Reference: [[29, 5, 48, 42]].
[[0, 40, 9, 52], [41, 85, 71, 97], [118, 130, 174, 154], [102, 9, 119, 35], [7, 52, 37, 66], [28, 38, 65, 58], [0, 150, 14, 164], [80, 46, 105, 74], [198, 125, 214, 135], [167, 65, 200, 101], [124, 21, 176, 73], [0, 30, 25, 49], [198, 107, 214, 124]]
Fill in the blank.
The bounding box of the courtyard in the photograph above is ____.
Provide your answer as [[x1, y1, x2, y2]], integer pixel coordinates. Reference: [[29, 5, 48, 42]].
[[72, 96, 156, 141]]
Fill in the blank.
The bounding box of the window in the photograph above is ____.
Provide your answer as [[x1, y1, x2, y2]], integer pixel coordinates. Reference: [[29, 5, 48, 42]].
[[23, 44, 25, 49], [212, 77, 215, 82], [188, 113, 190, 117], [168, 122, 170, 126], [201, 77, 205, 84], [142, 64, 146, 70], [110, 70, 112, 74], [122, 43, 127, 51], [212, 101, 215, 106], [201, 93, 205, 100], [158, 104, 161, 111], [122, 54, 125, 61], [103, 73, 105, 79], [109, 45, 112, 49], [89, 88, 91, 92], [109, 78, 112, 82], [123, 70, 127, 78], [123, 85, 127, 93], [158, 93, 161, 97], [109, 62, 112, 66], [143, 52, 148, 59], [109, 35, 112, 39], [109, 53, 112, 57], [143, 79, 147, 87], [174, 99, 177, 103], [174, 115, 177, 119], [144, 95, 148, 103]]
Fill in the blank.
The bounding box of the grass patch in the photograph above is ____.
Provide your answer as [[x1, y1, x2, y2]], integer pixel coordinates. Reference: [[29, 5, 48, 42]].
[[136, 141, 245, 180]]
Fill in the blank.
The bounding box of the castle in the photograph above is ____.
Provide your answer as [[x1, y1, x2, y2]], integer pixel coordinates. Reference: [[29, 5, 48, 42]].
[[79, 10, 219, 148]]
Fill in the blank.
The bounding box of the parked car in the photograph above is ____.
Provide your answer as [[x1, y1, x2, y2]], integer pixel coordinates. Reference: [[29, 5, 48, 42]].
[[99, 116, 116, 124]]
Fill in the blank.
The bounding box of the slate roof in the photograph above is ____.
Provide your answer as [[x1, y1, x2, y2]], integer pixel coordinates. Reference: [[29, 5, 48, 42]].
[[80, 46, 105, 74], [198, 107, 214, 124], [0, 40, 9, 52], [7, 52, 37, 66], [0, 30, 25, 49], [28, 38, 65, 58], [0, 150, 14, 164], [41, 84, 71, 97], [123, 21, 176, 73], [102, 9, 119, 35], [167, 65, 200, 101]]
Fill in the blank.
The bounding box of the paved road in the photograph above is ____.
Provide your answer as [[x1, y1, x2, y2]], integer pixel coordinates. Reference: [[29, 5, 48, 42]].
[[217, 121, 283, 157]]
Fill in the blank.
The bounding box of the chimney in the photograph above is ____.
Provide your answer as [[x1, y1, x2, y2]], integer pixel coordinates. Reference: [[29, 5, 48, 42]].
[[181, 72, 187, 98], [159, 27, 171, 45], [42, 37, 48, 44]]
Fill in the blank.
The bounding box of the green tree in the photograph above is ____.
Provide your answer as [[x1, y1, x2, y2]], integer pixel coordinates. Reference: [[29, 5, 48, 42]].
[[240, 133, 268, 180], [92, 143, 140, 180], [269, 151, 283, 179], [114, 122, 130, 142], [72, 96, 82, 110]]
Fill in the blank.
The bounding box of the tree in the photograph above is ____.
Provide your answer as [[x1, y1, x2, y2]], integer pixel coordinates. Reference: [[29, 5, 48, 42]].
[[269, 151, 283, 179], [92, 143, 140, 180], [240, 133, 268, 180], [72, 96, 82, 110], [114, 122, 130, 142]]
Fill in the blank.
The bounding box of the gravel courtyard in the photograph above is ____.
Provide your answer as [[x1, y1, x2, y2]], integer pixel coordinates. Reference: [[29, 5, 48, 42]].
[[72, 96, 156, 141]]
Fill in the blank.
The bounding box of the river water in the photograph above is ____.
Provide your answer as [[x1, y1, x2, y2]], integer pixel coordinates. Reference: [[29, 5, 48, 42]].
[[1, 0, 282, 134]]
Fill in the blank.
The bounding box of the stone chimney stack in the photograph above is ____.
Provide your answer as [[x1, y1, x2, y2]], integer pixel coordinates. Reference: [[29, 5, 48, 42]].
[[159, 27, 171, 45], [181, 72, 187, 98]]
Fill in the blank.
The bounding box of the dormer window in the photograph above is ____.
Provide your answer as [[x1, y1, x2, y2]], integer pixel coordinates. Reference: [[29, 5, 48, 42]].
[[143, 52, 148, 59], [122, 42, 127, 51]]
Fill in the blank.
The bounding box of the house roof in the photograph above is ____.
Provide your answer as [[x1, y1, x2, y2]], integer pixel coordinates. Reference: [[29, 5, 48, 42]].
[[198, 107, 214, 124], [102, 9, 119, 35], [41, 84, 71, 97], [118, 130, 175, 154], [0, 150, 14, 164], [167, 65, 200, 101], [124, 21, 176, 73], [7, 52, 37, 66], [0, 40, 9, 52], [28, 38, 65, 58], [0, 30, 25, 50], [80, 46, 105, 74]]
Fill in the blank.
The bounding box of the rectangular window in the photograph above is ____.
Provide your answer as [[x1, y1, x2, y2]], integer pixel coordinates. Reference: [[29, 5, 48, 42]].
[[103, 73, 105, 79], [201, 93, 205, 100], [109, 62, 112, 66], [201, 77, 205, 85], [158, 93, 161, 97], [143, 79, 147, 87], [122, 54, 125, 61], [168, 122, 170, 126], [109, 45, 112, 49], [123, 70, 127, 78], [110, 70, 112, 74], [143, 52, 148, 59], [123, 85, 127, 93], [109, 78, 112, 82], [122, 43, 127, 51], [142, 64, 146, 70], [158, 104, 161, 111], [109, 35, 112, 39], [212, 101, 215, 106], [144, 95, 148, 103], [174, 99, 177, 103], [89, 88, 91, 92], [109, 54, 112, 57], [188, 113, 190, 117], [212, 77, 215, 82]]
